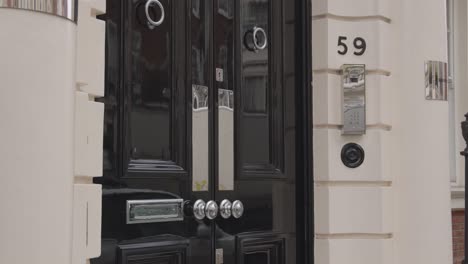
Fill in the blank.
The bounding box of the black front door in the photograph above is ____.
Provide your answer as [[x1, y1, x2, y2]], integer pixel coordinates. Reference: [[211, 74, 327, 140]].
[[93, 0, 311, 263]]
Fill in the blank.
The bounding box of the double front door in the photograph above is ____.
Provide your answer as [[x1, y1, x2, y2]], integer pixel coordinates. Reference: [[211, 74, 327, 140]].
[[93, 0, 305, 263]]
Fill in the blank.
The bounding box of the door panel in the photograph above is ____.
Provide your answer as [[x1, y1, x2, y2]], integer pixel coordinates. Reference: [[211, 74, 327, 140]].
[[240, 0, 271, 167], [126, 0, 172, 163], [119, 239, 189, 264], [124, 0, 188, 174], [239, 234, 285, 264], [215, 0, 296, 264], [93, 0, 212, 263], [239, 0, 284, 176]]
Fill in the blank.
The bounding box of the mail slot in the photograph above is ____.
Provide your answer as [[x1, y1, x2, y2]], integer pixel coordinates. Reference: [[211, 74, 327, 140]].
[[126, 199, 184, 224]]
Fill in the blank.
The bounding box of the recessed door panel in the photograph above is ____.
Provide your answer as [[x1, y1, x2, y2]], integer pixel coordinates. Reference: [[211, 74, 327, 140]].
[[240, 0, 270, 166], [239, 0, 285, 177], [215, 1, 296, 264], [123, 0, 190, 176], [127, 0, 173, 163], [119, 239, 189, 264]]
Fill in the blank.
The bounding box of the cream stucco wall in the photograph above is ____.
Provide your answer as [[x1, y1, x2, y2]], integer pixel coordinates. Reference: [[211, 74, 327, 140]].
[[313, 0, 453, 263], [1, 2, 106, 263], [392, 0, 453, 263], [0, 9, 76, 264]]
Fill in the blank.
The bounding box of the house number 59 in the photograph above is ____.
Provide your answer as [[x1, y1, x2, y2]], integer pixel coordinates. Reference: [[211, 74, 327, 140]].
[[337, 36, 367, 56]]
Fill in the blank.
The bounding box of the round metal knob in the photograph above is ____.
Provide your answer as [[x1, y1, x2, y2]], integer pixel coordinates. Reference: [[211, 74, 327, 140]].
[[193, 199, 206, 220], [232, 200, 244, 219], [145, 0, 165, 29], [219, 199, 232, 219], [252, 26, 267, 51], [205, 200, 219, 220]]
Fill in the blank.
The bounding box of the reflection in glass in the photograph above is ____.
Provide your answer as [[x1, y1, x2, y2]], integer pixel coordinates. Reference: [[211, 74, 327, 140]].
[[218, 0, 233, 18], [191, 0, 210, 192], [216, 0, 235, 191], [218, 89, 234, 190], [192, 85, 209, 191]]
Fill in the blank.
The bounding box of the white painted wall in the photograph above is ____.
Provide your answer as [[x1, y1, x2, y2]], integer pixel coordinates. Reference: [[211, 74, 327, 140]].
[[0, 9, 76, 264], [312, 0, 453, 263], [392, 0, 453, 263]]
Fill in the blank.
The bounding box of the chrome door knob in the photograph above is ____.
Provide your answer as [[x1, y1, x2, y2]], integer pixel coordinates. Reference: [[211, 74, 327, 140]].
[[232, 200, 244, 219], [205, 200, 219, 220], [193, 199, 206, 220], [219, 199, 232, 219]]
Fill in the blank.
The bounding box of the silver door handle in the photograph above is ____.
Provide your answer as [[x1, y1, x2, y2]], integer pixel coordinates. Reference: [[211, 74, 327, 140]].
[[145, 0, 165, 29], [205, 200, 219, 220], [252, 26, 267, 51], [193, 199, 206, 220], [232, 200, 244, 219], [219, 199, 232, 219]]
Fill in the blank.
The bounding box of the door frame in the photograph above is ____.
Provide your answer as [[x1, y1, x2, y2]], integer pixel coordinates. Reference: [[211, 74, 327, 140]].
[[295, 0, 314, 263], [96, 0, 314, 261]]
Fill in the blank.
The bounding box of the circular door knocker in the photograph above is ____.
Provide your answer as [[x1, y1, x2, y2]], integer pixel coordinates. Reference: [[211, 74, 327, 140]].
[[244, 26, 268, 52], [145, 0, 165, 29], [341, 143, 365, 168]]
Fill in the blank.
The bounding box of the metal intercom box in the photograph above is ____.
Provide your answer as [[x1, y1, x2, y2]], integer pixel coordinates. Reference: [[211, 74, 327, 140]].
[[342, 64, 366, 135]]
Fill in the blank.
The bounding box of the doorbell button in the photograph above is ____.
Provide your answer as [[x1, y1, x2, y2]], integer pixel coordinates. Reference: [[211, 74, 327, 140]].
[[341, 143, 365, 168]]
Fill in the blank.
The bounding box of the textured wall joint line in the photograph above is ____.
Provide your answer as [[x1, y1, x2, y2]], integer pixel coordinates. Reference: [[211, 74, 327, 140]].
[[313, 68, 391, 77], [315, 233, 393, 239], [313, 124, 393, 131], [315, 181, 393, 187], [312, 13, 392, 24]]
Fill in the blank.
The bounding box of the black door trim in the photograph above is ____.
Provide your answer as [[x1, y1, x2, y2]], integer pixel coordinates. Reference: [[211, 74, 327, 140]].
[[295, 0, 314, 263]]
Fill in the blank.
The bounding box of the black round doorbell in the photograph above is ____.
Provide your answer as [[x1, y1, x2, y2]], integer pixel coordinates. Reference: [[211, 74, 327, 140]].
[[341, 143, 365, 168]]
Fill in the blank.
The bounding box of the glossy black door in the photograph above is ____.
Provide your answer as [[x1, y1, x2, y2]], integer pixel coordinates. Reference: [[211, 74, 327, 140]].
[[93, 0, 212, 263], [214, 0, 299, 263], [94, 0, 311, 263]]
